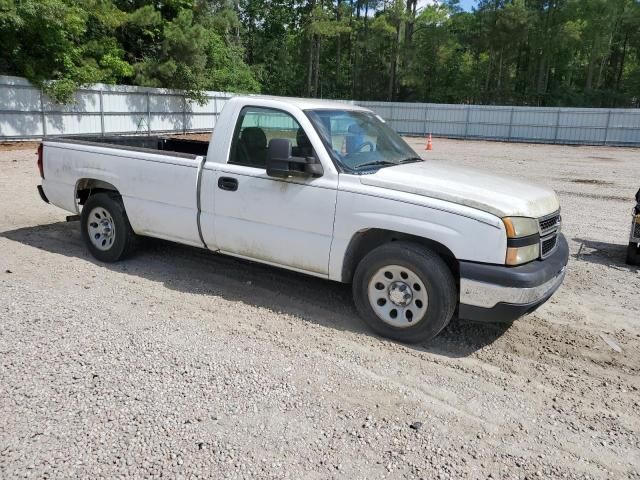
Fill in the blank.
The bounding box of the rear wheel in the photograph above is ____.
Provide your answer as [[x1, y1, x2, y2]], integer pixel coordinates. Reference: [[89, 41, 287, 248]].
[[81, 192, 137, 262], [626, 242, 640, 266], [352, 242, 457, 343]]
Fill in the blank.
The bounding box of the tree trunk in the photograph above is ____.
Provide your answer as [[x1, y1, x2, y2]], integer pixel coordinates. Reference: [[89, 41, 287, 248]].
[[313, 36, 321, 98], [536, 55, 547, 96], [586, 54, 595, 91], [336, 0, 342, 94], [388, 24, 400, 101], [349, 0, 356, 99], [484, 49, 493, 97], [616, 34, 628, 92], [404, 0, 416, 44], [597, 30, 616, 90], [307, 36, 315, 97], [514, 45, 524, 98], [336, 36, 341, 95], [497, 49, 503, 93]]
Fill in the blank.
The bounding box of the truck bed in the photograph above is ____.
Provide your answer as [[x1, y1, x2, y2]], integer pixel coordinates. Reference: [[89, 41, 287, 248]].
[[42, 134, 209, 248], [52, 135, 209, 157]]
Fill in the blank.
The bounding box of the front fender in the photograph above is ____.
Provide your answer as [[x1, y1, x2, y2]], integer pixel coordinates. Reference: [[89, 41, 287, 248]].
[[329, 189, 507, 281]]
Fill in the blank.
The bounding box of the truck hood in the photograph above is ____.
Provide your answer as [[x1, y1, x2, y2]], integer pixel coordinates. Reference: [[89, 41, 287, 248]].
[[359, 161, 559, 218]]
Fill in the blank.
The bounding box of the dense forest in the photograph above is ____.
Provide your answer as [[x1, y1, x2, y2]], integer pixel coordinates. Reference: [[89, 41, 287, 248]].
[[1, 0, 639, 107]]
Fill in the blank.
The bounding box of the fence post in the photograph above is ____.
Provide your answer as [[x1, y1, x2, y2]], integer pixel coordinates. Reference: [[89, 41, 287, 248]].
[[182, 94, 187, 135], [507, 107, 514, 140], [213, 96, 218, 128], [423, 104, 429, 137], [553, 108, 561, 144], [146, 91, 151, 135], [464, 104, 471, 139], [99, 90, 105, 137], [39, 90, 47, 138], [603, 109, 612, 146]]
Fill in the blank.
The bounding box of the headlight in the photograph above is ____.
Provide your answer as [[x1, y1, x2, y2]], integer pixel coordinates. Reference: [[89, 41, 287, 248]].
[[503, 217, 540, 265], [502, 217, 539, 238], [506, 243, 540, 265]]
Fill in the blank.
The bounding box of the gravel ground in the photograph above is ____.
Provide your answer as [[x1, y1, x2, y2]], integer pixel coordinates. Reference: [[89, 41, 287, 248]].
[[1, 137, 639, 479]]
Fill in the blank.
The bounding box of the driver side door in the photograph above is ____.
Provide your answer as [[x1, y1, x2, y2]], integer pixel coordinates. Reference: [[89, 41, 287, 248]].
[[213, 106, 338, 276]]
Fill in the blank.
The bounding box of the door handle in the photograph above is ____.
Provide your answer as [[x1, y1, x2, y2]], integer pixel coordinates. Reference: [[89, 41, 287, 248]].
[[218, 176, 238, 191]]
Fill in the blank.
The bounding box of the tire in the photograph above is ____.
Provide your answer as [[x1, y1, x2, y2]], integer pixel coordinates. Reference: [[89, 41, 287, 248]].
[[352, 241, 457, 344], [626, 242, 640, 266], [80, 192, 137, 262]]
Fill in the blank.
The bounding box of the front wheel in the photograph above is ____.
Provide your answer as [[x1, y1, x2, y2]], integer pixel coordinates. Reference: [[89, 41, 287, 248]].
[[352, 242, 457, 343], [80, 192, 137, 262]]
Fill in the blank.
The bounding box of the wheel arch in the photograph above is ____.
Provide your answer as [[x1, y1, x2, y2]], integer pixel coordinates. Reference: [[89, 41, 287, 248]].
[[340, 228, 459, 284], [75, 178, 121, 207]]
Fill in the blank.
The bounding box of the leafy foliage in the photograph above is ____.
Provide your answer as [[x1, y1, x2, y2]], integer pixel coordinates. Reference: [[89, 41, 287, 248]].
[[0, 0, 259, 102], [1, 0, 639, 106]]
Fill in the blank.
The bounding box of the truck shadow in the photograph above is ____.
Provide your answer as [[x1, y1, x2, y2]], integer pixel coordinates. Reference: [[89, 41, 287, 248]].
[[1, 221, 512, 358]]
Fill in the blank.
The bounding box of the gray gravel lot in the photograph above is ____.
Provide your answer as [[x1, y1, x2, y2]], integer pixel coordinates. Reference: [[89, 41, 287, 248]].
[[1, 138, 639, 479]]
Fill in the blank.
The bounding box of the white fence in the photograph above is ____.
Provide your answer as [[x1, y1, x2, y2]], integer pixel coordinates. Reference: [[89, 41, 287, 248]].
[[359, 101, 640, 146], [0, 76, 232, 138], [1, 75, 640, 146]]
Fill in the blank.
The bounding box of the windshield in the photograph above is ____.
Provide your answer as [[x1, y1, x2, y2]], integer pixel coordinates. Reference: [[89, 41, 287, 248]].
[[305, 109, 421, 172]]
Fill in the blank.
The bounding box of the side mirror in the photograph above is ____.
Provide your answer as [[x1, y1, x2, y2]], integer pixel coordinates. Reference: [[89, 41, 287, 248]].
[[266, 138, 323, 179]]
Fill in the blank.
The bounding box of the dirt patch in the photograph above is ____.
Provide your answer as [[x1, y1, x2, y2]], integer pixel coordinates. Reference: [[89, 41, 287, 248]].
[[1, 139, 639, 479], [0, 141, 40, 152], [555, 190, 630, 202], [587, 155, 620, 161], [568, 179, 614, 185]]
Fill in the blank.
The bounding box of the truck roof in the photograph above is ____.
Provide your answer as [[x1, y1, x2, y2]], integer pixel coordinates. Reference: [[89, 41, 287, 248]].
[[231, 95, 371, 112]]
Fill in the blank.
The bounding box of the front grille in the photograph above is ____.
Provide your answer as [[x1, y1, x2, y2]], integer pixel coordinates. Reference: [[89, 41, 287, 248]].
[[539, 213, 560, 236], [538, 211, 561, 259], [541, 235, 557, 256]]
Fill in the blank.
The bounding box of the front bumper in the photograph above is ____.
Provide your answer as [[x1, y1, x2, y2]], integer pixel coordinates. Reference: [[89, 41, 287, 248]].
[[458, 234, 569, 323]]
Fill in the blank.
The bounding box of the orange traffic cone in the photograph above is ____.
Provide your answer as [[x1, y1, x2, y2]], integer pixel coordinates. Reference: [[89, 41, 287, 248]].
[[425, 134, 433, 151]]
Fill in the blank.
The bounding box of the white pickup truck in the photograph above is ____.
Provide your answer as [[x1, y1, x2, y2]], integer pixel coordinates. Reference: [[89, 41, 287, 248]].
[[36, 96, 568, 343]]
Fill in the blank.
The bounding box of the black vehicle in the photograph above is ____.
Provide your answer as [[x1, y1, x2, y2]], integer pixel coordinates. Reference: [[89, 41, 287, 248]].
[[626, 188, 640, 266]]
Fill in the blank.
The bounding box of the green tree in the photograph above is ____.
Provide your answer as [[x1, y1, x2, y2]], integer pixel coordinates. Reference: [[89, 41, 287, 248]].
[[1, 0, 640, 107], [0, 0, 132, 102]]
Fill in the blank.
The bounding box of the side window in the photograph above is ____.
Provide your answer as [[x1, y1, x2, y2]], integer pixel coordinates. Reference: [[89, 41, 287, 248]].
[[229, 107, 313, 168]]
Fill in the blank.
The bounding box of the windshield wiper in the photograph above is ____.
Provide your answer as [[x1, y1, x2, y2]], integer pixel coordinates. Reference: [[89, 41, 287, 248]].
[[398, 156, 424, 164], [354, 160, 397, 169], [354, 156, 423, 170]]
